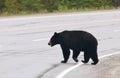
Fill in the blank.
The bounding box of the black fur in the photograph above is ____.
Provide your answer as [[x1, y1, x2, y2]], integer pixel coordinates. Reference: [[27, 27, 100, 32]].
[[48, 30, 99, 65]]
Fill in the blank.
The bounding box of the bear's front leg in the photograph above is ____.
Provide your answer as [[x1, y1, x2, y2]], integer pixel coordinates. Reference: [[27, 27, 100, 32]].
[[60, 45, 70, 63], [61, 60, 67, 63], [61, 49, 70, 63]]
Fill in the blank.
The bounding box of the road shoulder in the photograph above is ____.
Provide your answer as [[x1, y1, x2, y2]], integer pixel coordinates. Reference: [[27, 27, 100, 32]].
[[64, 53, 120, 78]]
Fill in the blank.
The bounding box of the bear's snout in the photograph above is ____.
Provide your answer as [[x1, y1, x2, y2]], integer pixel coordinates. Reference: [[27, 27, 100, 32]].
[[48, 41, 52, 47], [48, 42, 51, 45]]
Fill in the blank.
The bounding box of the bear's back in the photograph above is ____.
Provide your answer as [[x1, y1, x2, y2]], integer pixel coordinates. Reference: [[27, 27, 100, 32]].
[[59, 30, 98, 48]]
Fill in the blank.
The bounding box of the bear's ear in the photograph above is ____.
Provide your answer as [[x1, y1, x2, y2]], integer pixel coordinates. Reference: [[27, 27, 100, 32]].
[[54, 32, 58, 35]]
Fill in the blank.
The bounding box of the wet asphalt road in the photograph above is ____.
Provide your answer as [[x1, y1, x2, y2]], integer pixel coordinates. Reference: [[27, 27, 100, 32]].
[[0, 10, 120, 78]]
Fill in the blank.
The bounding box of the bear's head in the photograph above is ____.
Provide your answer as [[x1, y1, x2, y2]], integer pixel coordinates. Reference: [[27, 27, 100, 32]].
[[48, 32, 60, 47]]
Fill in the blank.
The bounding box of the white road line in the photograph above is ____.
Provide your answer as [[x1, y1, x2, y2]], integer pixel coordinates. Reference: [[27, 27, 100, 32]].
[[98, 52, 120, 59], [32, 38, 49, 41], [0, 45, 3, 51], [0, 45, 3, 47], [113, 30, 120, 32], [56, 63, 83, 78], [0, 18, 120, 32], [56, 52, 120, 78], [0, 45, 3, 48]]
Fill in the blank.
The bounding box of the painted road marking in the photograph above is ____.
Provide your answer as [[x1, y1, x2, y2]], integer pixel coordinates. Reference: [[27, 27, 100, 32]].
[[56, 52, 120, 78], [32, 38, 49, 41], [113, 30, 120, 32], [0, 18, 120, 32], [0, 45, 3, 51]]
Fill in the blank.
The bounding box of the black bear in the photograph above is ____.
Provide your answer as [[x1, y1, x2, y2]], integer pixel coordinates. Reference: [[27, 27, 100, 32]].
[[48, 30, 99, 65]]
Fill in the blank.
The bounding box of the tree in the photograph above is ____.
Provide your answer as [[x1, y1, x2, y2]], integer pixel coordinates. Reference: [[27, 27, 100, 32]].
[[19, 0, 43, 12], [0, 0, 5, 12], [41, 0, 60, 12], [113, 0, 120, 8], [0, 0, 118, 15], [4, 0, 20, 13]]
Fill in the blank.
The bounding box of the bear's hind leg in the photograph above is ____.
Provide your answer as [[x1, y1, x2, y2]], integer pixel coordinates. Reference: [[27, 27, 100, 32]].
[[72, 50, 80, 62], [91, 53, 99, 65], [91, 47, 99, 65], [81, 52, 90, 64]]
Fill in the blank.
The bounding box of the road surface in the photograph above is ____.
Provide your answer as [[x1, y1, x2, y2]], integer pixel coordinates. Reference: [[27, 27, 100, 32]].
[[0, 10, 120, 78]]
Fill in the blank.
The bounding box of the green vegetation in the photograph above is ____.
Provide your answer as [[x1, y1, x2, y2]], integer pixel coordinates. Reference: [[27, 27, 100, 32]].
[[0, 0, 120, 16]]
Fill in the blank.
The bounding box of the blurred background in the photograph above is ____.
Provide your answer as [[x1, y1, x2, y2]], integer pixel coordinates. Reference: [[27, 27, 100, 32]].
[[0, 0, 120, 16]]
